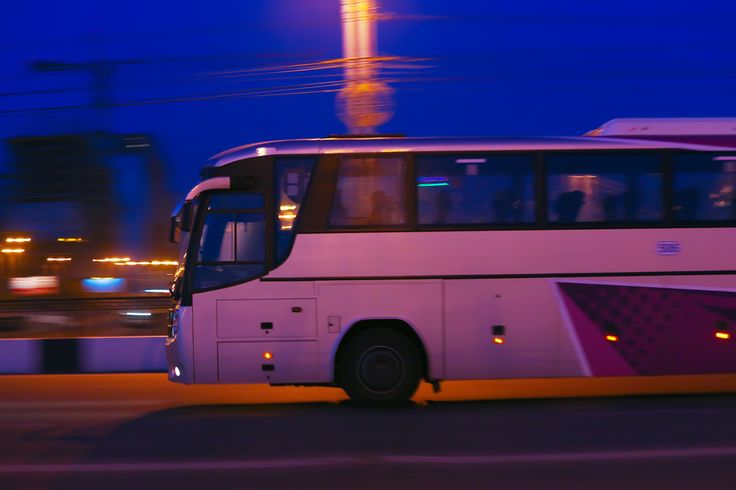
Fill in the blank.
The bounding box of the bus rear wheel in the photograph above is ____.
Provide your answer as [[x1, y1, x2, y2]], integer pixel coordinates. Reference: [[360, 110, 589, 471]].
[[338, 327, 422, 408]]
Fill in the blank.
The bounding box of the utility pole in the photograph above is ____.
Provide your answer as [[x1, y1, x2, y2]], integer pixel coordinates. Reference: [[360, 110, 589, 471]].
[[31, 58, 141, 131], [338, 0, 394, 134]]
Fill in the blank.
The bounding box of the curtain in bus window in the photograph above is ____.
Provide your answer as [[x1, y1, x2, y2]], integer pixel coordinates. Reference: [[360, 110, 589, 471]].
[[416, 154, 535, 225], [330, 156, 407, 227], [673, 153, 736, 221], [545, 153, 662, 223]]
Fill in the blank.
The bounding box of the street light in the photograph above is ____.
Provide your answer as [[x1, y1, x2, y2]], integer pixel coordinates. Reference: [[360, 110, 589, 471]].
[[1, 248, 25, 254]]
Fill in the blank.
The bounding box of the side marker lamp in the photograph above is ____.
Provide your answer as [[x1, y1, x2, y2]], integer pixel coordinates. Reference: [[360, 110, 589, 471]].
[[715, 332, 731, 340], [263, 352, 273, 360], [606, 335, 619, 342], [493, 337, 505, 345]]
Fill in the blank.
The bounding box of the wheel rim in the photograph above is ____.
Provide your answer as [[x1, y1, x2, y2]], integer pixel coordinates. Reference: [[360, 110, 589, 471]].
[[356, 346, 406, 394]]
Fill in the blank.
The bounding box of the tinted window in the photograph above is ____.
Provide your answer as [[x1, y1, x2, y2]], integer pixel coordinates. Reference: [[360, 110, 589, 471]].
[[208, 193, 263, 210], [193, 264, 266, 290], [673, 153, 736, 221], [194, 192, 265, 290], [330, 156, 407, 227], [198, 213, 265, 263], [546, 153, 662, 223], [417, 154, 535, 225], [275, 157, 316, 262]]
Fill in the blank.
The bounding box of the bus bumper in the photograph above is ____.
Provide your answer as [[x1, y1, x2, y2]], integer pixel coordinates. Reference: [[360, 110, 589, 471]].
[[166, 305, 194, 384]]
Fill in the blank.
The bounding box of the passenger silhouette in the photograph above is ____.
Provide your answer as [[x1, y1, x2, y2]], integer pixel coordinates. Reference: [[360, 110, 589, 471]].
[[554, 190, 585, 223]]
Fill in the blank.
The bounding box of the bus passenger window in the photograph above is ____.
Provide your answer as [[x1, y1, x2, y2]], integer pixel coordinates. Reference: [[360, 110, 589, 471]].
[[417, 154, 535, 226], [553, 190, 586, 223], [330, 156, 407, 227], [275, 158, 316, 263], [545, 152, 662, 224], [673, 154, 736, 222]]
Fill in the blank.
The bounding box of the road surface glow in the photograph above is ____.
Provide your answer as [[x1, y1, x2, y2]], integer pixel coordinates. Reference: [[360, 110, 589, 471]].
[[1, 447, 736, 474]]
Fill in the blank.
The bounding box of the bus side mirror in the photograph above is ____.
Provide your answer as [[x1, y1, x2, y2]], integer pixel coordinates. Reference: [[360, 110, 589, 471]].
[[169, 216, 179, 243], [169, 201, 194, 243]]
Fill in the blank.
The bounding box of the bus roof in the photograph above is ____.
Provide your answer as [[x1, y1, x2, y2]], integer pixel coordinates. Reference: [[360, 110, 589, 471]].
[[587, 118, 736, 136], [210, 135, 734, 168]]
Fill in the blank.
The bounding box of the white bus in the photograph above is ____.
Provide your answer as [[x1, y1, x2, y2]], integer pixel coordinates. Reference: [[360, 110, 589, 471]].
[[167, 120, 736, 406]]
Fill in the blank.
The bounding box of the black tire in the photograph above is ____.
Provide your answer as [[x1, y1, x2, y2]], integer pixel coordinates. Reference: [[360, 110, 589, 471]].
[[338, 327, 423, 408]]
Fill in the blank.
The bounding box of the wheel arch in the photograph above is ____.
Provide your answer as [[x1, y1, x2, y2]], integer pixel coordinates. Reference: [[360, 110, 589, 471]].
[[332, 318, 430, 385]]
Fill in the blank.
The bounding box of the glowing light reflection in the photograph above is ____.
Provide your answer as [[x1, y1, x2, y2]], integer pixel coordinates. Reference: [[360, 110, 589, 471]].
[[1, 248, 24, 254]]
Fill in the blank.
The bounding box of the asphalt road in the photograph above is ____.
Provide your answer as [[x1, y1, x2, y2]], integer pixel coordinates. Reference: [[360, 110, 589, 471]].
[[1, 374, 735, 489]]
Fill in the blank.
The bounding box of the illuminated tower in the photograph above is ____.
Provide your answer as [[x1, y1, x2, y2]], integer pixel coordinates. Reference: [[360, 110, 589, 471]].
[[338, 0, 394, 134]]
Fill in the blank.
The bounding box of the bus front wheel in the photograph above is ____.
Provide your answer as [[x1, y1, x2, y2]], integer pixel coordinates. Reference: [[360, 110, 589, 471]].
[[338, 327, 422, 408]]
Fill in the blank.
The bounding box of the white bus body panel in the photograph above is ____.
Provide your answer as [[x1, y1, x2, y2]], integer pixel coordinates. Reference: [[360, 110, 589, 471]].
[[316, 281, 443, 378], [270, 229, 736, 279], [188, 227, 736, 385], [192, 281, 320, 384], [444, 279, 578, 379]]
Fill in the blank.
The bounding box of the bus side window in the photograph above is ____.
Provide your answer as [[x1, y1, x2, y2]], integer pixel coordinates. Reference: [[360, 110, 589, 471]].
[[416, 153, 535, 226], [275, 157, 316, 263], [545, 152, 662, 224], [673, 154, 736, 222], [330, 156, 407, 227]]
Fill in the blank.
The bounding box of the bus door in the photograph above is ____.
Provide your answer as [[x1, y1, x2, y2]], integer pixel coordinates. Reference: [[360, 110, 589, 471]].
[[190, 191, 269, 383]]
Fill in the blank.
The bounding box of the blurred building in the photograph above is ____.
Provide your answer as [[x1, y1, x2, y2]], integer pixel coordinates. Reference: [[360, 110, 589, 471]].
[[0, 132, 177, 298]]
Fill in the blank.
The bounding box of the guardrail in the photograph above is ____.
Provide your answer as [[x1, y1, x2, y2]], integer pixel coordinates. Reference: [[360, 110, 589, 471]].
[[0, 296, 169, 373], [0, 336, 167, 374], [0, 295, 170, 312], [0, 295, 171, 339]]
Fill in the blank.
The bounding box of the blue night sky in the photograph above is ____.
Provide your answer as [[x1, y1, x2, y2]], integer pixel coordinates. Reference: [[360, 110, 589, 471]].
[[2, 0, 736, 194]]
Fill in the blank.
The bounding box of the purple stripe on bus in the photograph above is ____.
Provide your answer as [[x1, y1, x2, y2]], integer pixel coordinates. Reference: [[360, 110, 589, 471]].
[[560, 292, 636, 376], [558, 283, 736, 376]]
